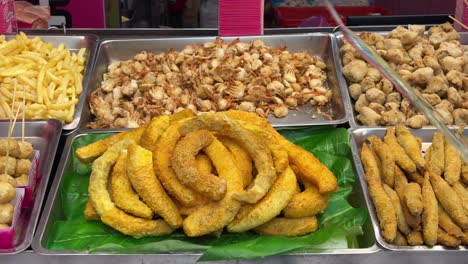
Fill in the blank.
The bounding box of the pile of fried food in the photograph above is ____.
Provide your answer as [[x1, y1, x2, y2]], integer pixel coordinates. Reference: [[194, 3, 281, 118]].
[[341, 23, 468, 127], [88, 38, 331, 128], [0, 33, 86, 123], [77, 110, 338, 238], [360, 125, 468, 247], [0, 138, 35, 187]]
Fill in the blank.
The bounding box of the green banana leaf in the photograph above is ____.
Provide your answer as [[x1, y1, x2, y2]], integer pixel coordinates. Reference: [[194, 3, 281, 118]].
[[46, 127, 368, 260]]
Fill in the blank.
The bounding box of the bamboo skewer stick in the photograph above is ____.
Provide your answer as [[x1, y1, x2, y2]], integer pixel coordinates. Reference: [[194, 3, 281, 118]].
[[449, 15, 468, 30]]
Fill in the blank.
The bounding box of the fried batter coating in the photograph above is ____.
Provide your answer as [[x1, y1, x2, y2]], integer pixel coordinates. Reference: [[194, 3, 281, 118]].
[[84, 199, 100, 221], [111, 151, 153, 219], [228, 167, 297, 233], [0, 156, 16, 176], [0, 182, 15, 204], [404, 183, 423, 216], [153, 122, 206, 207], [254, 216, 318, 237], [384, 127, 416, 173], [422, 174, 438, 246], [0, 139, 20, 158], [394, 231, 408, 246], [361, 144, 381, 183], [127, 144, 182, 229], [14, 174, 28, 187], [0, 203, 14, 225], [0, 174, 16, 186], [139, 116, 171, 151], [462, 163, 468, 185], [18, 141, 34, 159], [438, 205, 464, 239], [452, 182, 468, 216], [407, 231, 424, 246], [437, 228, 461, 247], [383, 184, 410, 235], [429, 132, 444, 176], [179, 113, 276, 204], [283, 182, 328, 218], [394, 166, 421, 230], [429, 171, 468, 230], [14, 159, 31, 177], [183, 138, 243, 237], [368, 135, 395, 187], [169, 109, 194, 122], [217, 136, 252, 188], [195, 154, 213, 175], [407, 171, 424, 185], [172, 130, 226, 200], [395, 125, 425, 171], [444, 138, 461, 185]]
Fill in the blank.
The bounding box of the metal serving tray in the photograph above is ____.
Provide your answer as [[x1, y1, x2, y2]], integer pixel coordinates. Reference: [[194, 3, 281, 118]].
[[2, 34, 99, 131], [33, 130, 377, 255], [333, 31, 468, 128], [350, 127, 468, 251], [0, 120, 62, 254], [78, 33, 351, 131]]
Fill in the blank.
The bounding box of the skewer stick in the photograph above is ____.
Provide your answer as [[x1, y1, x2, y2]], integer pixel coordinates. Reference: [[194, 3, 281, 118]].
[[449, 15, 468, 30], [22, 86, 26, 143], [5, 79, 17, 175]]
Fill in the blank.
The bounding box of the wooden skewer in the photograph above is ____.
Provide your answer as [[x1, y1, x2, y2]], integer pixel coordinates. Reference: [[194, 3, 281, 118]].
[[22, 85, 26, 143], [5, 80, 17, 175], [449, 15, 468, 30]]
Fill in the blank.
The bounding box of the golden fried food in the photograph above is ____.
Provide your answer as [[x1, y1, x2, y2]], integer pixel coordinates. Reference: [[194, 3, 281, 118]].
[[228, 167, 297, 232], [444, 138, 461, 186], [153, 122, 206, 207], [183, 138, 243, 237], [424, 145, 432, 164], [422, 174, 438, 246], [404, 183, 423, 217], [361, 144, 381, 183], [0, 182, 15, 204], [407, 171, 424, 185], [462, 232, 468, 245], [394, 166, 421, 230], [18, 141, 34, 159], [217, 136, 252, 188], [384, 127, 416, 173], [179, 113, 276, 204], [110, 151, 153, 219], [428, 132, 444, 176], [407, 231, 424, 246], [0, 174, 16, 186], [195, 154, 213, 175], [0, 139, 20, 158], [171, 130, 226, 200], [0, 203, 14, 225], [0, 224, 9, 228], [127, 144, 182, 229], [437, 229, 461, 247], [395, 125, 425, 171], [452, 182, 468, 216], [394, 231, 408, 246], [368, 135, 395, 187], [169, 109, 195, 123], [283, 182, 328, 218], [254, 216, 318, 237], [462, 163, 468, 185], [76, 125, 147, 163], [383, 184, 410, 235], [438, 205, 464, 239], [0, 156, 16, 176], [139, 116, 171, 151], [14, 159, 31, 177], [429, 171, 468, 230], [14, 174, 28, 187], [84, 199, 100, 221]]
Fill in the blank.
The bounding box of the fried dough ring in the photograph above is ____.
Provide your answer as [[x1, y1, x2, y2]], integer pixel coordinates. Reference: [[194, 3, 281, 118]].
[[179, 113, 276, 204], [217, 136, 253, 188], [254, 216, 318, 237], [140, 115, 171, 151], [171, 130, 226, 200], [183, 138, 243, 237], [127, 144, 182, 229], [227, 166, 297, 233], [283, 182, 328, 218], [111, 150, 153, 219]]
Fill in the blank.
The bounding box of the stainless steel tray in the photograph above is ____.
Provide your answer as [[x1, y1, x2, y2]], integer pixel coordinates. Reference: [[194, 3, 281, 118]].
[[333, 31, 468, 128], [350, 127, 468, 251], [0, 120, 62, 254], [78, 33, 351, 131], [2, 34, 99, 131], [33, 130, 377, 255]]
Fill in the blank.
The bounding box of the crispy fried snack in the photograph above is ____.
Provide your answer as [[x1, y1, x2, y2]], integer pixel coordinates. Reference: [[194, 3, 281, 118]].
[[407, 171, 424, 185], [422, 174, 438, 246], [462, 232, 468, 245], [228, 167, 297, 233], [383, 184, 410, 235], [111, 151, 153, 219], [84, 199, 100, 221], [462, 163, 468, 185], [424, 145, 432, 164], [283, 182, 328, 218], [395, 125, 425, 171], [361, 144, 381, 183], [153, 122, 206, 207], [368, 135, 395, 187], [452, 182, 468, 216], [139, 116, 171, 151], [0, 174, 16, 186], [384, 127, 416, 173], [429, 171, 468, 230], [429, 132, 445, 176], [393, 231, 408, 246], [438, 205, 464, 239], [196, 154, 213, 175], [183, 138, 243, 237], [76, 125, 147, 163], [254, 216, 318, 237], [217, 136, 252, 188], [437, 228, 461, 247], [179, 113, 276, 204], [404, 183, 423, 217], [172, 130, 226, 200], [127, 144, 182, 229], [169, 109, 194, 122], [444, 138, 461, 185], [0, 139, 20, 158], [407, 231, 424, 246], [394, 166, 421, 230], [0, 182, 15, 204]]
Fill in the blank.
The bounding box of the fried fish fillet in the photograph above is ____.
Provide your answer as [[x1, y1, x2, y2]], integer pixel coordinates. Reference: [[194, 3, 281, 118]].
[[368, 135, 395, 187], [437, 228, 461, 247], [217, 136, 253, 188], [404, 183, 423, 217], [452, 182, 468, 216], [438, 205, 464, 239], [395, 125, 425, 171], [384, 127, 416, 173], [394, 166, 421, 230], [444, 138, 462, 186], [406, 231, 424, 246], [383, 184, 410, 235], [127, 144, 182, 229], [111, 150, 153, 219], [429, 132, 445, 176], [393, 231, 408, 246], [254, 216, 318, 237], [195, 154, 213, 175], [283, 182, 328, 218], [422, 174, 438, 246], [139, 115, 171, 151]]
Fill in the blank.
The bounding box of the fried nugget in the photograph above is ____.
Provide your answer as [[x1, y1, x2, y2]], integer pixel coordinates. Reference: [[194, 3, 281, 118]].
[[0, 203, 14, 225], [127, 144, 182, 229], [395, 125, 425, 171], [111, 151, 153, 219], [384, 127, 416, 173], [14, 174, 28, 187], [195, 154, 213, 175], [84, 199, 100, 221], [406, 231, 424, 246], [139, 116, 171, 151], [183, 138, 243, 237], [404, 183, 423, 217], [394, 167, 421, 230], [452, 182, 468, 216], [444, 138, 462, 186], [437, 228, 461, 247], [429, 132, 445, 176], [254, 216, 318, 237], [383, 184, 410, 235], [14, 159, 31, 177], [172, 130, 226, 200], [0, 139, 20, 158], [429, 171, 468, 230], [0, 182, 15, 204], [18, 141, 34, 159], [0, 156, 16, 176], [218, 136, 252, 188], [0, 174, 16, 186], [438, 205, 464, 239], [394, 231, 408, 246], [368, 136, 395, 187], [228, 167, 297, 232], [422, 174, 438, 246], [283, 182, 328, 218]]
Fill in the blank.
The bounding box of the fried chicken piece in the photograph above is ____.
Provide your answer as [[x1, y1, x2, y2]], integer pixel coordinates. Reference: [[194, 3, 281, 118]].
[[381, 109, 406, 126], [365, 88, 386, 105], [348, 83, 362, 100], [453, 109, 468, 126], [405, 115, 429, 129], [422, 174, 438, 246], [354, 94, 369, 112], [357, 107, 381, 126], [342, 59, 368, 83]]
